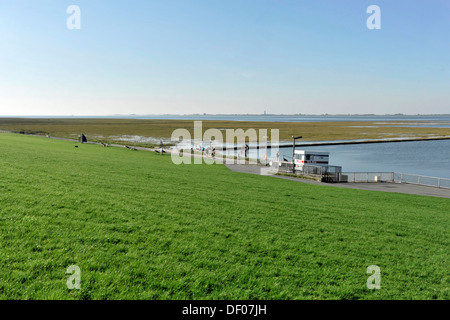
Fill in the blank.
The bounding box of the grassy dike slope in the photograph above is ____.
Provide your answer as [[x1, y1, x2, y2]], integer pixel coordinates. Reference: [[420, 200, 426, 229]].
[[0, 133, 448, 300]]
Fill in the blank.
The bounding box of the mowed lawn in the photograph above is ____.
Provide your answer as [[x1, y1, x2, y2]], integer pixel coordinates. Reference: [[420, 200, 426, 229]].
[[0, 133, 448, 300]]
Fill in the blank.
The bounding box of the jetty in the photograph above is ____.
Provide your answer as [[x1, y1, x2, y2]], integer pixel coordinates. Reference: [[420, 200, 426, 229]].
[[217, 136, 450, 150]]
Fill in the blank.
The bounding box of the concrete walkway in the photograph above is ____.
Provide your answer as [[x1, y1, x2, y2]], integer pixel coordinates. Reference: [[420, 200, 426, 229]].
[[225, 164, 450, 199]]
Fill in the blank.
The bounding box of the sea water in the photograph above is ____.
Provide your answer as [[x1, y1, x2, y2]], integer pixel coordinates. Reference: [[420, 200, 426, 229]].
[[266, 140, 450, 179]]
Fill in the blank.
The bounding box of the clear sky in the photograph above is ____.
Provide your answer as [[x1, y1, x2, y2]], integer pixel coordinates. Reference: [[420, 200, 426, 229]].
[[0, 0, 449, 116]]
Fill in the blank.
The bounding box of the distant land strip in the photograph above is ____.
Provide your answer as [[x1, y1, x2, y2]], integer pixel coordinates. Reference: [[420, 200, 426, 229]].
[[235, 136, 450, 150], [1, 118, 450, 147]]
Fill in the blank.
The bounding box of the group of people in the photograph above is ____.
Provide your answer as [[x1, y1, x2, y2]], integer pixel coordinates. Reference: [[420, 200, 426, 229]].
[[190, 145, 216, 158], [186, 143, 275, 162]]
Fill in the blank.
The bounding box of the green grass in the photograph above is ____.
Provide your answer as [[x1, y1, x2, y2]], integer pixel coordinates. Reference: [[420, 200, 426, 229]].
[[0, 133, 448, 300]]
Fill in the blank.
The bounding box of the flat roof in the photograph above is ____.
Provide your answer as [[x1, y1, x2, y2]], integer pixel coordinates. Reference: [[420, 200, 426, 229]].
[[295, 150, 329, 154]]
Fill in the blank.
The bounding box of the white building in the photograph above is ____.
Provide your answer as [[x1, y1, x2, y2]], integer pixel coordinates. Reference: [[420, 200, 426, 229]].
[[293, 150, 329, 168]]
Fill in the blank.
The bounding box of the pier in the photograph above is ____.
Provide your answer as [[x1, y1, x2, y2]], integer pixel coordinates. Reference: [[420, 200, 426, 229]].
[[217, 136, 450, 150]]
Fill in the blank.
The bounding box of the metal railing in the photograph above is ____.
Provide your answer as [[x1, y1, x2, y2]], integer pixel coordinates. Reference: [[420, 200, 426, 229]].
[[394, 173, 450, 189], [276, 162, 342, 174], [301, 164, 342, 175], [277, 161, 295, 172], [342, 172, 395, 183], [273, 161, 450, 189], [275, 162, 343, 182], [342, 172, 450, 189]]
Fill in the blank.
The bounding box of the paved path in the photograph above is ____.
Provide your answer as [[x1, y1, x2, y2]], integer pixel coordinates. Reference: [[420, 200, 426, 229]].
[[225, 164, 450, 199]]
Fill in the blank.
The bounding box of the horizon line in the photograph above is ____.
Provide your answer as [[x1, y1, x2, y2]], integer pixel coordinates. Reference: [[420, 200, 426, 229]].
[[1, 113, 450, 118]]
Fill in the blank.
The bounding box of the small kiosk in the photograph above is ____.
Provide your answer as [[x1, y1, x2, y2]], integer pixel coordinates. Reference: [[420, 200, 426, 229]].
[[293, 150, 330, 168], [293, 150, 342, 182]]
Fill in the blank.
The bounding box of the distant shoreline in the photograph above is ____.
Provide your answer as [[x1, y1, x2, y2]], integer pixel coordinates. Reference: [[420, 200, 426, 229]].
[[1, 114, 450, 118]]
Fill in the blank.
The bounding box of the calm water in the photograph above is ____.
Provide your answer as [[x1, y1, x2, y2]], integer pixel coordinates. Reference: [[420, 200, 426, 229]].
[[216, 139, 450, 179], [273, 140, 450, 179]]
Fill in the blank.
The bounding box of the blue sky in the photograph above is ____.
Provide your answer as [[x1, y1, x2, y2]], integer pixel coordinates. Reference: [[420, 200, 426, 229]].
[[0, 0, 449, 115]]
